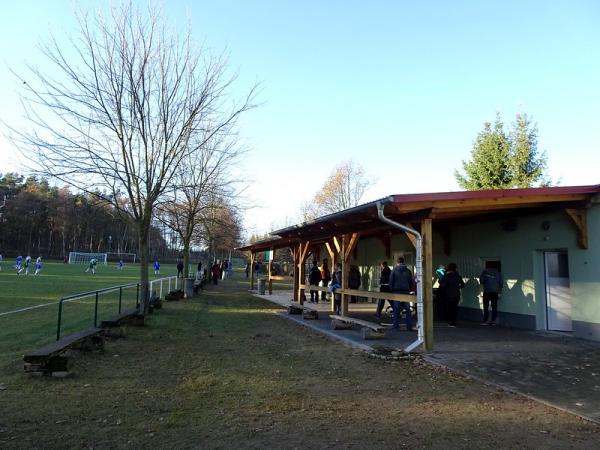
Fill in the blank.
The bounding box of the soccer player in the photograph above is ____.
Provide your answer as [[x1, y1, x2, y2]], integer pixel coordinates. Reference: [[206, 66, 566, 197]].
[[154, 259, 160, 275], [118, 259, 124, 270], [85, 258, 97, 274], [34, 256, 42, 275], [24, 255, 32, 275], [16, 255, 23, 274]]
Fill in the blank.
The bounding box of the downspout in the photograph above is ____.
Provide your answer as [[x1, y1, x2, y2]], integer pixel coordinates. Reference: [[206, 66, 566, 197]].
[[376, 202, 424, 353]]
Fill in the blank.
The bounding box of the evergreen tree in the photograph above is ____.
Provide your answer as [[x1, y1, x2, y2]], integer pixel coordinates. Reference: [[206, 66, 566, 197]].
[[455, 114, 511, 189], [509, 113, 549, 187], [455, 112, 550, 190]]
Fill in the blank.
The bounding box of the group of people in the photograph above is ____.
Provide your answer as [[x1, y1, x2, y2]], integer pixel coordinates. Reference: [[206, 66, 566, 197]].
[[209, 259, 232, 285], [1, 254, 43, 275], [305, 256, 504, 331], [435, 261, 503, 327]]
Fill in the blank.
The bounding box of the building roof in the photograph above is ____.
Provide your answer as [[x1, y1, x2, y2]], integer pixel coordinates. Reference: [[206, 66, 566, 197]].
[[238, 184, 600, 252]]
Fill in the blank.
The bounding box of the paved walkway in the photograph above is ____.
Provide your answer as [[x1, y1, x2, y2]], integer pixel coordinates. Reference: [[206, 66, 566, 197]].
[[256, 289, 600, 423]]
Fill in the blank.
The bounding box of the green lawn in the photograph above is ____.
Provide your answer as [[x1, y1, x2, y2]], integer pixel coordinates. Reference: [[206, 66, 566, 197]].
[[0, 261, 180, 371], [0, 271, 598, 448]]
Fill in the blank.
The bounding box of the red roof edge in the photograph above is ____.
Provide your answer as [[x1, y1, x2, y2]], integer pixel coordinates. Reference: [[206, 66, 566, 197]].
[[390, 184, 600, 204]]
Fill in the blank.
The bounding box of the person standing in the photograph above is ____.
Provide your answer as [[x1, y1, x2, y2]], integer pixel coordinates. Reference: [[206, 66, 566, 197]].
[[34, 256, 42, 275], [479, 262, 503, 325], [308, 260, 321, 303], [196, 261, 203, 280], [375, 261, 392, 320], [330, 263, 342, 315], [253, 260, 260, 280], [348, 265, 361, 303], [389, 257, 414, 331], [211, 261, 221, 285], [154, 259, 160, 275], [319, 259, 331, 301], [245, 261, 250, 278], [176, 260, 184, 278], [439, 263, 465, 327]]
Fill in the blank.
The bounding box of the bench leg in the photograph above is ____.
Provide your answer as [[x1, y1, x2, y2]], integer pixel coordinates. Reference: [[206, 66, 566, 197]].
[[331, 319, 352, 330], [362, 328, 386, 340], [302, 309, 318, 320], [24, 355, 72, 375], [288, 305, 303, 315]]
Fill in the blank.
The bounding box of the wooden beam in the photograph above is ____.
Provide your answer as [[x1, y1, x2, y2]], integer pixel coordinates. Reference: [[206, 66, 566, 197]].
[[404, 225, 417, 249], [565, 208, 588, 249], [292, 245, 299, 302], [344, 232, 361, 262], [421, 218, 434, 352], [332, 236, 341, 254], [325, 241, 335, 261], [250, 252, 255, 290], [341, 235, 348, 316], [297, 241, 311, 305]]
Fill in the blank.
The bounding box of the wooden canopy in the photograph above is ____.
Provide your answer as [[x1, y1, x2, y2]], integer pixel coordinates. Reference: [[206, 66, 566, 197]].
[[239, 184, 600, 351]]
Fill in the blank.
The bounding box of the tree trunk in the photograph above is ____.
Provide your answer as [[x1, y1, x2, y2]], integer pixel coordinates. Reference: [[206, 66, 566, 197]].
[[138, 221, 150, 315], [183, 238, 191, 278]]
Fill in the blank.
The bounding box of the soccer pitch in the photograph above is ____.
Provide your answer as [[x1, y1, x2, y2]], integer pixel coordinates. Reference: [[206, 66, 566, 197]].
[[0, 261, 178, 370]]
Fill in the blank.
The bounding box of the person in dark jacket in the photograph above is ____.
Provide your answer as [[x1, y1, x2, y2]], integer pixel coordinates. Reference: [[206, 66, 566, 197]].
[[389, 257, 414, 331], [348, 265, 361, 303], [330, 263, 342, 315], [176, 260, 184, 278], [375, 261, 392, 319], [211, 262, 221, 285], [439, 263, 465, 327], [308, 260, 321, 303]]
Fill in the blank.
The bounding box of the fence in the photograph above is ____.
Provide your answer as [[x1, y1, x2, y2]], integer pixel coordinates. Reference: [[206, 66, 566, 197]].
[[149, 275, 181, 299]]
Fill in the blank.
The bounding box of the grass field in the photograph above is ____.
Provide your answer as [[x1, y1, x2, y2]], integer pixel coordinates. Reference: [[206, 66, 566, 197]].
[[1, 270, 598, 448], [0, 261, 180, 372]]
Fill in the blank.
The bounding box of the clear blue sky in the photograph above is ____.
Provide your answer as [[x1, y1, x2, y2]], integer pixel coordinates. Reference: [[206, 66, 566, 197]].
[[1, 1, 599, 235]]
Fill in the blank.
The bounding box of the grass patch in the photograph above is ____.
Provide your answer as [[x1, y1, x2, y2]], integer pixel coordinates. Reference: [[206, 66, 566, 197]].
[[0, 272, 598, 448]]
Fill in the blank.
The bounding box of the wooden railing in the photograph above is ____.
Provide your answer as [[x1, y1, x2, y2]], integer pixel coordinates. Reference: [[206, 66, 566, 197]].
[[298, 284, 416, 302]]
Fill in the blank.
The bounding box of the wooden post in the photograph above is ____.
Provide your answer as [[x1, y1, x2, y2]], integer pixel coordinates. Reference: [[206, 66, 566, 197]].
[[297, 241, 310, 305], [268, 248, 274, 295], [292, 245, 299, 302], [250, 252, 255, 290], [421, 218, 434, 351], [341, 235, 348, 316]]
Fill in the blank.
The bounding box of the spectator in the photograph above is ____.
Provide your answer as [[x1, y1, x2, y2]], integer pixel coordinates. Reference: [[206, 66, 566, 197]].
[[176, 260, 184, 278], [245, 261, 250, 278], [308, 260, 321, 303], [389, 257, 414, 331], [319, 259, 331, 301], [330, 263, 342, 315], [479, 262, 503, 325], [439, 263, 465, 327], [254, 260, 260, 280], [211, 262, 221, 285], [375, 261, 392, 320], [348, 265, 361, 303]]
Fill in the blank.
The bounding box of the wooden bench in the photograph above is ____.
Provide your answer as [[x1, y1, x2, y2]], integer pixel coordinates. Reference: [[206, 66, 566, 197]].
[[288, 302, 319, 320], [23, 327, 104, 375], [329, 314, 387, 339], [100, 308, 145, 328]]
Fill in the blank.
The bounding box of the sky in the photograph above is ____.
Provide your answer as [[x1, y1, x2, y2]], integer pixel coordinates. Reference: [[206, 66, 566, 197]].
[[1, 1, 599, 237]]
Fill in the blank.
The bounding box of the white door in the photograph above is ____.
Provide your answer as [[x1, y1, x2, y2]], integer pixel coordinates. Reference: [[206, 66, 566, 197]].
[[545, 251, 572, 331]]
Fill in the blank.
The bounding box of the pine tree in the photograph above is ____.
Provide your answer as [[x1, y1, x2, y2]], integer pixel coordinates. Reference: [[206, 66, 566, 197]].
[[455, 112, 550, 190], [509, 113, 549, 188], [455, 114, 511, 190]]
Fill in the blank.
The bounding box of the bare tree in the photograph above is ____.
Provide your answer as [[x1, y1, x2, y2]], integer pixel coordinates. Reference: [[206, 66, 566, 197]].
[[156, 126, 246, 277], [303, 160, 373, 220], [9, 3, 255, 312]]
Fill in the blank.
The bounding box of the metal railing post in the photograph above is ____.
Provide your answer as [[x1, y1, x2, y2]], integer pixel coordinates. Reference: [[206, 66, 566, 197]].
[[57, 299, 64, 341], [136, 283, 140, 309], [94, 292, 99, 327], [118, 286, 123, 313], [159, 279, 163, 299]]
